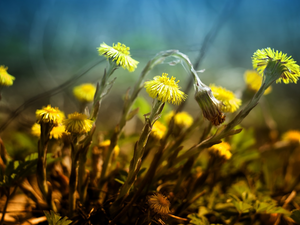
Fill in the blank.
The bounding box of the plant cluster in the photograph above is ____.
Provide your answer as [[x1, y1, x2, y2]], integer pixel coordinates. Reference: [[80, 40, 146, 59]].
[[0, 44, 300, 225]]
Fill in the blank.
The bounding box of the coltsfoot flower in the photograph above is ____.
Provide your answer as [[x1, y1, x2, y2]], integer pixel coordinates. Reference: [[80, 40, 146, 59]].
[[36, 105, 64, 126], [151, 121, 167, 139], [209, 142, 232, 160], [144, 73, 187, 105], [244, 70, 272, 95], [64, 112, 93, 134], [148, 193, 170, 217], [252, 48, 300, 84], [194, 85, 225, 126], [165, 111, 193, 128], [98, 42, 139, 72], [0, 65, 15, 86], [73, 83, 96, 102], [31, 123, 67, 139], [282, 130, 300, 143], [209, 84, 242, 113]]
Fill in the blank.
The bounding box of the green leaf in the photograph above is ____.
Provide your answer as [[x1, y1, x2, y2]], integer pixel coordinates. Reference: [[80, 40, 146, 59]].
[[44, 210, 72, 225], [132, 97, 152, 120], [231, 200, 253, 213], [187, 214, 210, 225], [290, 209, 300, 224]]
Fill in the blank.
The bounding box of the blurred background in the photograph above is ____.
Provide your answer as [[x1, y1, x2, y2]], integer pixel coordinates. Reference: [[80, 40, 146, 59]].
[[1, 0, 300, 136]]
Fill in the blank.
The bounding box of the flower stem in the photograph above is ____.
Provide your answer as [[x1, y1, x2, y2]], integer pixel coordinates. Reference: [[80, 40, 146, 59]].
[[36, 123, 53, 209], [115, 100, 164, 203]]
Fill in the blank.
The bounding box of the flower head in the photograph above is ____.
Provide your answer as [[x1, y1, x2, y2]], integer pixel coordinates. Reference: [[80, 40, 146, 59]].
[[0, 65, 15, 86], [252, 48, 300, 84], [36, 105, 64, 126], [31, 123, 67, 139], [208, 142, 232, 160], [73, 83, 96, 102], [97, 42, 139, 72], [244, 70, 272, 95], [165, 111, 193, 128], [64, 112, 93, 134], [151, 121, 167, 139], [282, 130, 300, 143], [209, 84, 242, 113], [148, 193, 170, 217], [144, 73, 187, 105], [194, 85, 225, 126]]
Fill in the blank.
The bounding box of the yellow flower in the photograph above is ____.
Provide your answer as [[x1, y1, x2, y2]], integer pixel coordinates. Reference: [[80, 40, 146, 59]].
[[0, 65, 15, 86], [97, 42, 139, 72], [36, 105, 64, 126], [148, 193, 170, 217], [73, 83, 96, 102], [64, 112, 93, 134], [144, 73, 187, 105], [282, 130, 300, 143], [165, 111, 193, 128], [209, 142, 232, 160], [151, 121, 167, 139], [31, 123, 67, 139], [99, 139, 120, 157], [209, 84, 242, 113], [252, 48, 300, 84], [244, 70, 272, 95]]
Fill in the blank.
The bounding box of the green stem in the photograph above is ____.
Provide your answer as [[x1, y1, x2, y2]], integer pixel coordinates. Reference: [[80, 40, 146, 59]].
[[69, 142, 79, 218], [36, 123, 53, 208], [115, 100, 164, 202]]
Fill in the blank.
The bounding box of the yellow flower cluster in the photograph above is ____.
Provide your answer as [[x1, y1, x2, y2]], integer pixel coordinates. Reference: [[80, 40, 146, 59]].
[[252, 48, 300, 84], [244, 70, 272, 95], [98, 42, 139, 72], [144, 73, 187, 105], [151, 121, 167, 139], [209, 84, 241, 113], [31, 123, 67, 139], [64, 112, 93, 134], [165, 111, 193, 128], [0, 65, 15, 86], [73, 83, 96, 102], [209, 142, 232, 160]]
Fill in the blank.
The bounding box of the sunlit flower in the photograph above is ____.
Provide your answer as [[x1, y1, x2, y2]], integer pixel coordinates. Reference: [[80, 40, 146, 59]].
[[148, 193, 170, 217], [36, 105, 64, 126], [0, 65, 15, 86], [209, 84, 242, 113], [73, 83, 96, 102], [144, 73, 187, 105], [244, 70, 272, 95], [64, 112, 93, 134], [165, 111, 193, 128], [99, 139, 120, 157], [31, 123, 67, 139], [209, 142, 232, 160], [282, 130, 300, 143], [252, 48, 300, 84], [97, 42, 139, 72], [194, 85, 225, 126], [151, 121, 167, 139]]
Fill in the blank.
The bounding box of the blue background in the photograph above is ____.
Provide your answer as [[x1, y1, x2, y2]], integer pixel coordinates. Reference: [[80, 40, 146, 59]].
[[1, 0, 300, 131]]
